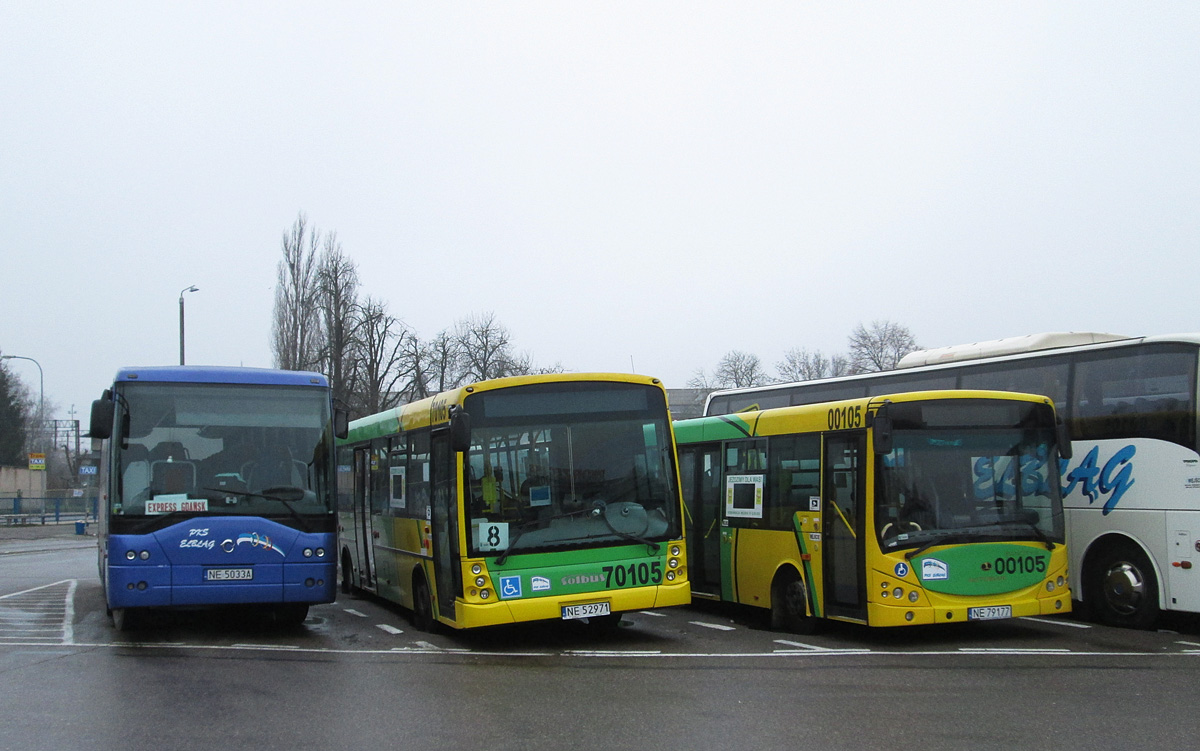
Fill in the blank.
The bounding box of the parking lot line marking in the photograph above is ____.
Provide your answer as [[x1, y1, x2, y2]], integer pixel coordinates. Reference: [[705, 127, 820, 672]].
[[960, 643, 1075, 647], [1020, 616, 1092, 629], [690, 621, 736, 631], [566, 650, 663, 655], [344, 608, 368, 618], [376, 624, 403, 635], [774, 639, 823, 651], [637, 611, 668, 617]]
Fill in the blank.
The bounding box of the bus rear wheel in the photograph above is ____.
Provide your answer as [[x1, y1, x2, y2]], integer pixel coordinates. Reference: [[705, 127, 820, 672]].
[[770, 569, 819, 635], [1088, 541, 1159, 630], [274, 604, 310, 627]]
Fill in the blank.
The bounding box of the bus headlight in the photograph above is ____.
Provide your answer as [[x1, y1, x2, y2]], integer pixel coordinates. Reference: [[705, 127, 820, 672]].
[[908, 590, 919, 603], [126, 550, 136, 560], [139, 551, 150, 560], [316, 548, 326, 558], [303, 548, 314, 558], [1057, 576, 1065, 588], [893, 588, 903, 600], [475, 576, 486, 588], [1046, 581, 1056, 592], [670, 545, 681, 557], [669, 558, 679, 569], [472, 563, 483, 575], [480, 589, 491, 600], [666, 571, 676, 582]]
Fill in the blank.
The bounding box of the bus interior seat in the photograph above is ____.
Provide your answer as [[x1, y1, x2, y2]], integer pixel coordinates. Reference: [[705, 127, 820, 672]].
[[150, 458, 197, 496]]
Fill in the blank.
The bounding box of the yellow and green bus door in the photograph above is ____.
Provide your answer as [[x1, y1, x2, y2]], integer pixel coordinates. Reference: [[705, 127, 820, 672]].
[[429, 431, 459, 622], [353, 447, 376, 590], [678, 445, 724, 596], [822, 432, 867, 621]]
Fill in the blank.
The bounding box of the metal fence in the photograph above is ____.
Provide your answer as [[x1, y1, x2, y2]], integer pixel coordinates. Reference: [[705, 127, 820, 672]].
[[1, 495, 98, 525]]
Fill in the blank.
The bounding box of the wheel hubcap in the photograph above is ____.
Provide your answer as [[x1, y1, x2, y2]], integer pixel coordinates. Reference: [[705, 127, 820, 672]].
[[1103, 561, 1146, 616]]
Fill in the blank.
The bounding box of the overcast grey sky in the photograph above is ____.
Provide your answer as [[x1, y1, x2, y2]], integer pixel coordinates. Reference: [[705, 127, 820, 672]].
[[2, 3, 1197, 422]]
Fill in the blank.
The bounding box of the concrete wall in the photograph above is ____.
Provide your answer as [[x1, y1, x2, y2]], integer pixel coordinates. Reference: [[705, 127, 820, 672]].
[[0, 466, 47, 496]]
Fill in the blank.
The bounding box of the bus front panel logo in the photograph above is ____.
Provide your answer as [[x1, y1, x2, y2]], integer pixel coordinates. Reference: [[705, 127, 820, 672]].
[[921, 558, 949, 581]]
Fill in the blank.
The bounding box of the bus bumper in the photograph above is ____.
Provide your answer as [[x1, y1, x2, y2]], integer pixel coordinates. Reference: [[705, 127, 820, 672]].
[[865, 592, 1072, 627], [446, 579, 691, 629]]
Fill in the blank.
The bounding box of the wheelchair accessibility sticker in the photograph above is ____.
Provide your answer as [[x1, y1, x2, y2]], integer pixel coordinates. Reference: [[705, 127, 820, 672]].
[[499, 576, 522, 599], [894, 562, 910, 578]]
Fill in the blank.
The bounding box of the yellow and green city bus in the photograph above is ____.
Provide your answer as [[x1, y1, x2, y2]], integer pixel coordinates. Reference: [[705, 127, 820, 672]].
[[674, 390, 1072, 630], [337, 373, 690, 630]]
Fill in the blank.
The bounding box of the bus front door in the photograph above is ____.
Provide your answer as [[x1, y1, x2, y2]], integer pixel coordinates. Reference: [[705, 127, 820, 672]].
[[679, 445, 723, 596], [429, 431, 459, 622], [822, 432, 867, 622]]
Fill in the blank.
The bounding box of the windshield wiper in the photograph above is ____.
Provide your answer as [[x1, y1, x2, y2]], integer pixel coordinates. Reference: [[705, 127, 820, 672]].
[[203, 486, 312, 533], [904, 532, 975, 561], [972, 516, 1056, 550]]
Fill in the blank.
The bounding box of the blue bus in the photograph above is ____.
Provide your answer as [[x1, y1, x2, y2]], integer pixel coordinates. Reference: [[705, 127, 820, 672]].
[[88, 366, 348, 629]]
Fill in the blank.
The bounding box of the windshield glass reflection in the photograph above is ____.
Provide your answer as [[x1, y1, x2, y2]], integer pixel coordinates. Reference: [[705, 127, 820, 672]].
[[875, 429, 1064, 552], [115, 383, 333, 517]]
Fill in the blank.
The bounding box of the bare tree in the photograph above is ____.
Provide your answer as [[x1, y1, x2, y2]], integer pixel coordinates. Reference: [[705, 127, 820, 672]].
[[315, 233, 361, 407], [776, 348, 853, 382], [456, 312, 519, 382], [394, 333, 434, 402], [710, 350, 770, 388], [848, 320, 918, 373], [777, 348, 829, 382], [271, 213, 325, 371], [350, 296, 413, 417], [424, 330, 464, 394], [686, 368, 715, 390]]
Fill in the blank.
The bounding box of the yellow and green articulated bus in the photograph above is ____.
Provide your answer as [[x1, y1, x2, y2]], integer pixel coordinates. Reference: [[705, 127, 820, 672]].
[[674, 390, 1072, 631], [337, 373, 690, 630]]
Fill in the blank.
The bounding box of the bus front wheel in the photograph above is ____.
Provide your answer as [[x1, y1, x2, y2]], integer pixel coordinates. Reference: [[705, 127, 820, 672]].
[[770, 569, 819, 635], [412, 576, 435, 632], [1088, 541, 1160, 630], [111, 607, 142, 632], [340, 550, 354, 595]]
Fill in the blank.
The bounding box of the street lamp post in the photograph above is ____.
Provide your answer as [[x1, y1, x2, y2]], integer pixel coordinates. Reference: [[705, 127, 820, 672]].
[[1, 354, 44, 449], [179, 285, 198, 365]]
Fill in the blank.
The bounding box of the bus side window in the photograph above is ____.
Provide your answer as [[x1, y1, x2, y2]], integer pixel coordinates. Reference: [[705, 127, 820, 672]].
[[407, 431, 432, 521], [336, 445, 355, 513], [960, 358, 1069, 413], [1071, 347, 1196, 449], [370, 440, 389, 517], [388, 444, 407, 514], [724, 439, 767, 527]]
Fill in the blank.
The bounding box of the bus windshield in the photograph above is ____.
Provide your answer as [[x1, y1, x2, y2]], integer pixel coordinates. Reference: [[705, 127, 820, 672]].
[[462, 383, 679, 558], [874, 400, 1065, 552], [113, 382, 334, 522]]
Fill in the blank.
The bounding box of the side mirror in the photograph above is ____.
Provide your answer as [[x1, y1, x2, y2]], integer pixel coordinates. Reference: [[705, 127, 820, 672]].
[[1056, 418, 1073, 461], [450, 407, 472, 453], [334, 408, 349, 440], [89, 399, 114, 440], [873, 415, 894, 455]]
